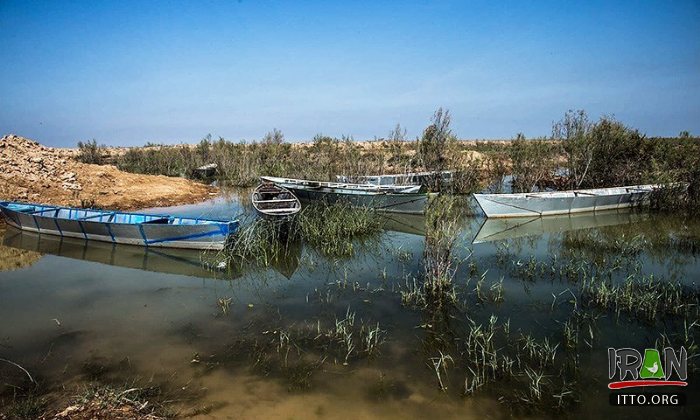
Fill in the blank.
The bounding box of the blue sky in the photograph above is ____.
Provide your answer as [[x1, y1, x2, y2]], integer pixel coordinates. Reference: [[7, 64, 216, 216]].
[[1, 0, 698, 147]]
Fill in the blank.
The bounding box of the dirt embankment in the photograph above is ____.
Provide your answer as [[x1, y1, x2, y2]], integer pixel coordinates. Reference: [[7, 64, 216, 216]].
[[0, 134, 218, 211]]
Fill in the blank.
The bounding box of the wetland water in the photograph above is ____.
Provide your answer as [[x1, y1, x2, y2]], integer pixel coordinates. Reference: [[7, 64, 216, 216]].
[[0, 191, 698, 418]]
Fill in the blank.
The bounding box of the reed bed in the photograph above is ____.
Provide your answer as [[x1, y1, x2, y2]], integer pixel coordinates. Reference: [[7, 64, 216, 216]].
[[220, 201, 383, 267], [295, 202, 383, 258]]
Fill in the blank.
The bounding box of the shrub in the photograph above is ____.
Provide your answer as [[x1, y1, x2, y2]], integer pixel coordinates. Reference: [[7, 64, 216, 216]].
[[76, 139, 106, 165]]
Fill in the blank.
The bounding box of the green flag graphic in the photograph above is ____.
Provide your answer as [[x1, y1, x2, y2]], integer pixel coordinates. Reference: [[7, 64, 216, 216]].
[[639, 348, 665, 379]]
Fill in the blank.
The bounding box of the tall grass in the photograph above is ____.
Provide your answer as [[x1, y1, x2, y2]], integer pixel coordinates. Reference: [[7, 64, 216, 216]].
[[295, 202, 382, 258], [223, 202, 382, 263]]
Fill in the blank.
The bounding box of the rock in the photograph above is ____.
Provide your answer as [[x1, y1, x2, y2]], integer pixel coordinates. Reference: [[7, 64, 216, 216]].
[[56, 405, 80, 417]]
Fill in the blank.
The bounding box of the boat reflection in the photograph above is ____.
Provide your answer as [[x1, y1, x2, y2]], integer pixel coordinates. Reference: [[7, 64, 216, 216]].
[[472, 210, 648, 244], [2, 226, 301, 280], [381, 213, 427, 236]]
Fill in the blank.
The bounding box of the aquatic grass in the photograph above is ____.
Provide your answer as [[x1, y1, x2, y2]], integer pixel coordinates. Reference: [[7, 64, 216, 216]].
[[217, 297, 232, 315], [224, 217, 299, 266], [218, 306, 386, 391], [421, 194, 463, 305], [429, 351, 454, 391], [581, 274, 699, 321], [296, 202, 383, 258], [221, 201, 382, 270]]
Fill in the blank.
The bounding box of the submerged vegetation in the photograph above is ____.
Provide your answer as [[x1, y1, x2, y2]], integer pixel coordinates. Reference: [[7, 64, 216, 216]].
[[224, 202, 382, 264]]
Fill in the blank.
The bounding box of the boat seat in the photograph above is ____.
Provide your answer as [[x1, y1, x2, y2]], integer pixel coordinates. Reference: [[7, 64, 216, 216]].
[[79, 212, 114, 220], [141, 218, 170, 224], [29, 207, 57, 214], [253, 199, 298, 203], [261, 208, 298, 213]]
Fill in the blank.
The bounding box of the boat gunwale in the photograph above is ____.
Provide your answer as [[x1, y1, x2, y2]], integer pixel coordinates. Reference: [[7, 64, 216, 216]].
[[251, 183, 301, 216], [260, 176, 422, 193], [0, 201, 237, 226], [474, 184, 658, 200]]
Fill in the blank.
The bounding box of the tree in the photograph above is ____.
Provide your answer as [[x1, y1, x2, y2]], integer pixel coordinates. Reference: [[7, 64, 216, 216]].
[[419, 108, 452, 173], [509, 134, 558, 193], [263, 128, 284, 145], [552, 110, 592, 188]]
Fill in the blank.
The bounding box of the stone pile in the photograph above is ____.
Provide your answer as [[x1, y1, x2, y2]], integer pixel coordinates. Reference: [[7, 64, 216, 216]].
[[0, 134, 82, 200]]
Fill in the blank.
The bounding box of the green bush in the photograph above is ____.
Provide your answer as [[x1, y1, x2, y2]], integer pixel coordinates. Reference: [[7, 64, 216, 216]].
[[76, 139, 106, 165]]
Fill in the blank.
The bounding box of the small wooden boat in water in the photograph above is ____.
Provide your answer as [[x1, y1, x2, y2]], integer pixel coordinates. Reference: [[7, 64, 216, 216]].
[[260, 176, 430, 215], [252, 183, 301, 218], [474, 184, 658, 218], [0, 201, 238, 250]]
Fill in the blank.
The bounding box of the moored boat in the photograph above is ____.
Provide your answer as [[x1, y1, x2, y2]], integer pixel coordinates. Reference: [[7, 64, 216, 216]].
[[474, 185, 658, 218], [260, 176, 430, 214], [0, 201, 238, 250], [336, 171, 452, 189], [252, 183, 301, 218]]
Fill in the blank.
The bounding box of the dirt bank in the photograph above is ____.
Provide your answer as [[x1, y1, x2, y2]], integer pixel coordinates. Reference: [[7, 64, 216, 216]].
[[0, 134, 217, 211]]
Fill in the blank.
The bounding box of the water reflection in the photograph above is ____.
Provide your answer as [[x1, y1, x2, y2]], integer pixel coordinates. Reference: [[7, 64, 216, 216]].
[[472, 209, 647, 243], [2, 226, 302, 280]]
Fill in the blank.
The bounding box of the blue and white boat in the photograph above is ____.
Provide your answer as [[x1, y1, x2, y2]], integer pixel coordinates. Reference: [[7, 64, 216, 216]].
[[0, 201, 238, 250]]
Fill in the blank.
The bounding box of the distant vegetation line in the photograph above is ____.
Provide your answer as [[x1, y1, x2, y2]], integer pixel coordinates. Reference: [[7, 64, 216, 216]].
[[76, 109, 700, 210]]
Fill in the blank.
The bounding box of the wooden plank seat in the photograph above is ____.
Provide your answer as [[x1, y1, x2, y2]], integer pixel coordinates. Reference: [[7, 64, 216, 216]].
[[252, 199, 299, 203]]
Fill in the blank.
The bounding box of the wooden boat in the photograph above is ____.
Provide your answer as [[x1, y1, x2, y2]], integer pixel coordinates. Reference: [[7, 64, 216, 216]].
[[260, 176, 430, 215], [0, 201, 238, 250], [191, 163, 218, 178], [252, 183, 301, 218], [473, 184, 658, 218]]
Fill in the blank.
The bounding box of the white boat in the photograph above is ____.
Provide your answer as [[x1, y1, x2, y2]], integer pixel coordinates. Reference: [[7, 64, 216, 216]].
[[473, 185, 658, 218], [260, 176, 429, 214], [252, 183, 301, 218]]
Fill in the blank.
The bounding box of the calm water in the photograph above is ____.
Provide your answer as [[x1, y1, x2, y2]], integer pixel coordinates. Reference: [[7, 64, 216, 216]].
[[1, 191, 698, 419]]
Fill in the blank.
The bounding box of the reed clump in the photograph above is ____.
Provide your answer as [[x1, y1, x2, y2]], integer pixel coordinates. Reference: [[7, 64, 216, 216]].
[[422, 195, 463, 304], [212, 308, 385, 391], [223, 202, 382, 265], [224, 218, 299, 267], [581, 275, 699, 321], [295, 202, 382, 258]]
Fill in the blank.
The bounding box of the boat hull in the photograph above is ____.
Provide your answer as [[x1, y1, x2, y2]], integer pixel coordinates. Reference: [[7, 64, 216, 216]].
[[252, 184, 301, 219], [287, 186, 429, 215], [0, 202, 237, 250], [261, 176, 429, 214], [474, 185, 656, 218]]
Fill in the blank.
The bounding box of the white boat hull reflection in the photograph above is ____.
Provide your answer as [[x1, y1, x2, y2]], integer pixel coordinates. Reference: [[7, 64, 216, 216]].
[[472, 210, 648, 244]]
